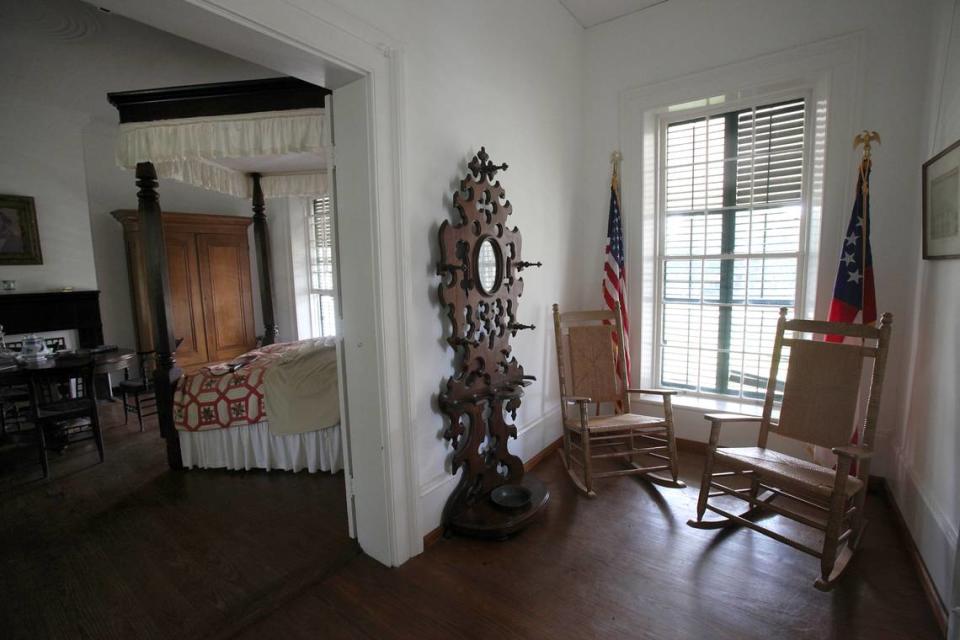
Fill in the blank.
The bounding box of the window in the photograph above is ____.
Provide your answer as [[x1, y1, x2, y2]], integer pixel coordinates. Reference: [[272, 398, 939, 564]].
[[657, 97, 808, 401], [307, 195, 337, 337]]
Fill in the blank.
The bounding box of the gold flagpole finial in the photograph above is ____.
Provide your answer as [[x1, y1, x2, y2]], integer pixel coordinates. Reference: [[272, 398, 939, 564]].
[[610, 150, 623, 191], [853, 130, 881, 161]]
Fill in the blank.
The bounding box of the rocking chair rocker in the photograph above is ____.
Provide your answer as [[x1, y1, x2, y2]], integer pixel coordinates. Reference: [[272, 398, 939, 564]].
[[552, 303, 683, 497], [687, 307, 892, 590]]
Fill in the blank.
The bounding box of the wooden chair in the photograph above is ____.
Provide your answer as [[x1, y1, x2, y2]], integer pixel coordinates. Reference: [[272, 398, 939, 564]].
[[0, 383, 30, 435], [119, 351, 158, 432], [687, 307, 892, 590], [552, 303, 683, 497], [26, 358, 104, 478]]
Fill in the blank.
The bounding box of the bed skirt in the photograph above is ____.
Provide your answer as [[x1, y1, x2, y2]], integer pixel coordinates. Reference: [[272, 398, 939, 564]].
[[178, 421, 342, 473]]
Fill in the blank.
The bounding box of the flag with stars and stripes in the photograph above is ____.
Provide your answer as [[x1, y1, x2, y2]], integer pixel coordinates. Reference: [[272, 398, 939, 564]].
[[602, 163, 631, 383], [826, 160, 876, 341]]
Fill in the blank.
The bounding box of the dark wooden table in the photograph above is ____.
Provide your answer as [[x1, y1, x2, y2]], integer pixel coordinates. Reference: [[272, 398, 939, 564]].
[[0, 348, 137, 401]]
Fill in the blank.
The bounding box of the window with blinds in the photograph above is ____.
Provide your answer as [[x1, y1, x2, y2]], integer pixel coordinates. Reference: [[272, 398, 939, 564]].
[[308, 195, 337, 337], [658, 97, 807, 401]]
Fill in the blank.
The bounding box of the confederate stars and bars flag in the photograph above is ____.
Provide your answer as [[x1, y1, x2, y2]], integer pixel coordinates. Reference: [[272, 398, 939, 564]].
[[602, 151, 630, 384], [824, 132, 880, 473]]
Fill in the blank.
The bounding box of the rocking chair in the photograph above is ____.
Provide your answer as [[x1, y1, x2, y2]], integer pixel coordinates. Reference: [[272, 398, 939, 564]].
[[552, 303, 683, 497], [687, 307, 892, 590]]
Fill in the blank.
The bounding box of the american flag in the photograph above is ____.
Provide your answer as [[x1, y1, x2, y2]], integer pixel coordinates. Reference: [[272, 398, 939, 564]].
[[826, 159, 876, 341], [602, 159, 631, 383], [825, 156, 877, 475]]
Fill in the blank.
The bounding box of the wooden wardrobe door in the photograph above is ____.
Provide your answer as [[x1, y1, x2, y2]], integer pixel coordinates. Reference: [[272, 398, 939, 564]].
[[196, 233, 256, 362], [164, 231, 209, 368]]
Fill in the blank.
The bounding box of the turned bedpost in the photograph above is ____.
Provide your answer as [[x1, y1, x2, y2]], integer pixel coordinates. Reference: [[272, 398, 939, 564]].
[[251, 173, 278, 345], [136, 162, 183, 469]]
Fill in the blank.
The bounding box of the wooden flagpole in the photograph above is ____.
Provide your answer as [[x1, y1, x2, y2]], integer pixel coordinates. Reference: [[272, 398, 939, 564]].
[[853, 130, 880, 318]]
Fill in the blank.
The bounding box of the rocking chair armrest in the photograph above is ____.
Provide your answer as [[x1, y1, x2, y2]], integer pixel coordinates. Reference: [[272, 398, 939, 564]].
[[626, 388, 678, 396], [831, 445, 875, 460], [563, 395, 593, 405]]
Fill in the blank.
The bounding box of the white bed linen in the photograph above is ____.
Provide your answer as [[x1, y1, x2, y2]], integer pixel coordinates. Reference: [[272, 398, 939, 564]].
[[179, 421, 342, 473]]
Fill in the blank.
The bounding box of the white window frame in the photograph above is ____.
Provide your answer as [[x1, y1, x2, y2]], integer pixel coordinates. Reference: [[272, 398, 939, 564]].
[[652, 91, 815, 404], [618, 34, 864, 413], [306, 194, 339, 337]]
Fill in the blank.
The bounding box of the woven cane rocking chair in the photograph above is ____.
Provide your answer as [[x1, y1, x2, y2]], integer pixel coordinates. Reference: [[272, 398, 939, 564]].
[[687, 307, 892, 590], [552, 303, 683, 497]]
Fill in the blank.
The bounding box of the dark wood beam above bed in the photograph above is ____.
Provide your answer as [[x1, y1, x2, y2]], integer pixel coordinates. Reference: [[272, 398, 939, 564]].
[[107, 77, 332, 123]]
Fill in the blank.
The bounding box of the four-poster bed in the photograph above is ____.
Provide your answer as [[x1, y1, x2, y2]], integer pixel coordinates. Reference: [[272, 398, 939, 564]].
[[107, 77, 336, 470]]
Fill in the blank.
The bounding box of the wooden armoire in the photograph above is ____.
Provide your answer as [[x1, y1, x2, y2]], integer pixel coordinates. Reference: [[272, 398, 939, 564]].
[[113, 210, 257, 370]]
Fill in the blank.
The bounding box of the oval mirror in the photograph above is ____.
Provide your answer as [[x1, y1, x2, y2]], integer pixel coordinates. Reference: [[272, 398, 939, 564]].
[[475, 237, 502, 295]]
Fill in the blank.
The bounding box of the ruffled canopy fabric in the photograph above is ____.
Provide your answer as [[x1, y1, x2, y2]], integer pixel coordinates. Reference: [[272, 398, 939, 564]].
[[115, 108, 329, 199]]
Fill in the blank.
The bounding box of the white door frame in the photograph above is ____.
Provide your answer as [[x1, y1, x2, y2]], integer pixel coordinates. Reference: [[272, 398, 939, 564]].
[[94, 0, 420, 566]]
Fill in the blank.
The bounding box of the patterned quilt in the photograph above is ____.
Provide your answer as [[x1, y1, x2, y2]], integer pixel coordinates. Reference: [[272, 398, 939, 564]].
[[174, 338, 336, 432]]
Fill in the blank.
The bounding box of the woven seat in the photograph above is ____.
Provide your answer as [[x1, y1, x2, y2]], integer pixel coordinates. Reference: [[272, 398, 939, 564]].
[[118, 378, 149, 392], [564, 412, 665, 433], [553, 303, 683, 497], [36, 398, 98, 421], [688, 308, 893, 591], [715, 447, 864, 498]]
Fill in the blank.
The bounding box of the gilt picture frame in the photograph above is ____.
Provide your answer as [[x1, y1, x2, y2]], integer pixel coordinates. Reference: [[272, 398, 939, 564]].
[[922, 138, 960, 260], [0, 195, 43, 265]]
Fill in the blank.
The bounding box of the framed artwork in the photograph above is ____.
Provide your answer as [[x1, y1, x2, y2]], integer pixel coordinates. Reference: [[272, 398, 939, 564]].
[[922, 138, 960, 260], [0, 195, 43, 265]]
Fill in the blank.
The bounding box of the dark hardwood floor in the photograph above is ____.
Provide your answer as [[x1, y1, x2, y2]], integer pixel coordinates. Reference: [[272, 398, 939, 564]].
[[1, 406, 942, 640], [0, 404, 359, 640]]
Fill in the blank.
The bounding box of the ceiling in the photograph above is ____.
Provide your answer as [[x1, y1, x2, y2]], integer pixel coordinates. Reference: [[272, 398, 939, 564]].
[[558, 0, 668, 28]]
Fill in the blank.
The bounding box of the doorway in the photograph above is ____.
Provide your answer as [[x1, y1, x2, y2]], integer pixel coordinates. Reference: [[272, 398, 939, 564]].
[[90, 0, 418, 567]]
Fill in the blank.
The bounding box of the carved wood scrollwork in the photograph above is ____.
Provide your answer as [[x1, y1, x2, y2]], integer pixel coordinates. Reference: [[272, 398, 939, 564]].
[[437, 148, 540, 529]]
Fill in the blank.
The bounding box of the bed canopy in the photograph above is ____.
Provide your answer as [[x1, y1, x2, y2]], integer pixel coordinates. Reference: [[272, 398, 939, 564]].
[[107, 77, 333, 468]]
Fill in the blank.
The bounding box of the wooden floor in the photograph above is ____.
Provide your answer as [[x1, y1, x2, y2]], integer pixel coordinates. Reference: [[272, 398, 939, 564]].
[[0, 404, 359, 639], [0, 406, 942, 640]]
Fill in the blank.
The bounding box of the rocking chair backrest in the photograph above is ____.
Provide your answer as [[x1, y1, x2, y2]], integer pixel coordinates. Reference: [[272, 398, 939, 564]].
[[759, 307, 893, 451], [777, 340, 864, 449], [552, 304, 629, 419]]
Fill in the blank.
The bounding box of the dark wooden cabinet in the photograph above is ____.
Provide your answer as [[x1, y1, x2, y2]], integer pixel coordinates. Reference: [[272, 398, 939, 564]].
[[113, 210, 256, 370]]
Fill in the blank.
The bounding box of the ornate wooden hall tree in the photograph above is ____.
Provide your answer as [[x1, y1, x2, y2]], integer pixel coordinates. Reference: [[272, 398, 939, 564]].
[[438, 148, 548, 538]]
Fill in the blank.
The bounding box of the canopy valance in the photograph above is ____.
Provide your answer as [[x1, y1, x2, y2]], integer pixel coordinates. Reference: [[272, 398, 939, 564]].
[[115, 108, 329, 198]]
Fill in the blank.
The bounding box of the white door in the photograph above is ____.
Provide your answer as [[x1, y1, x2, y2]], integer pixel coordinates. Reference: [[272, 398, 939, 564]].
[[331, 77, 393, 565]]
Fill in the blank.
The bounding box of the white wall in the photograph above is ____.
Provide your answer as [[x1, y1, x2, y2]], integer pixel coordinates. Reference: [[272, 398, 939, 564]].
[[582, 0, 953, 608], [0, 0, 291, 349], [318, 0, 584, 535], [898, 0, 960, 614], [0, 3, 99, 292]]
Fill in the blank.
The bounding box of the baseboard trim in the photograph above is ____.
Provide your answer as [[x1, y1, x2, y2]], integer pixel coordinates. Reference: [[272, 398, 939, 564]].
[[677, 437, 706, 454], [422, 523, 444, 549], [876, 477, 949, 635], [422, 436, 564, 549], [523, 436, 564, 472]]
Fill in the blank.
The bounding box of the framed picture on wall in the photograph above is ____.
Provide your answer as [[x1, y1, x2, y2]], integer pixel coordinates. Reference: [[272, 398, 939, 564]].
[[0, 195, 43, 265], [922, 138, 960, 260]]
